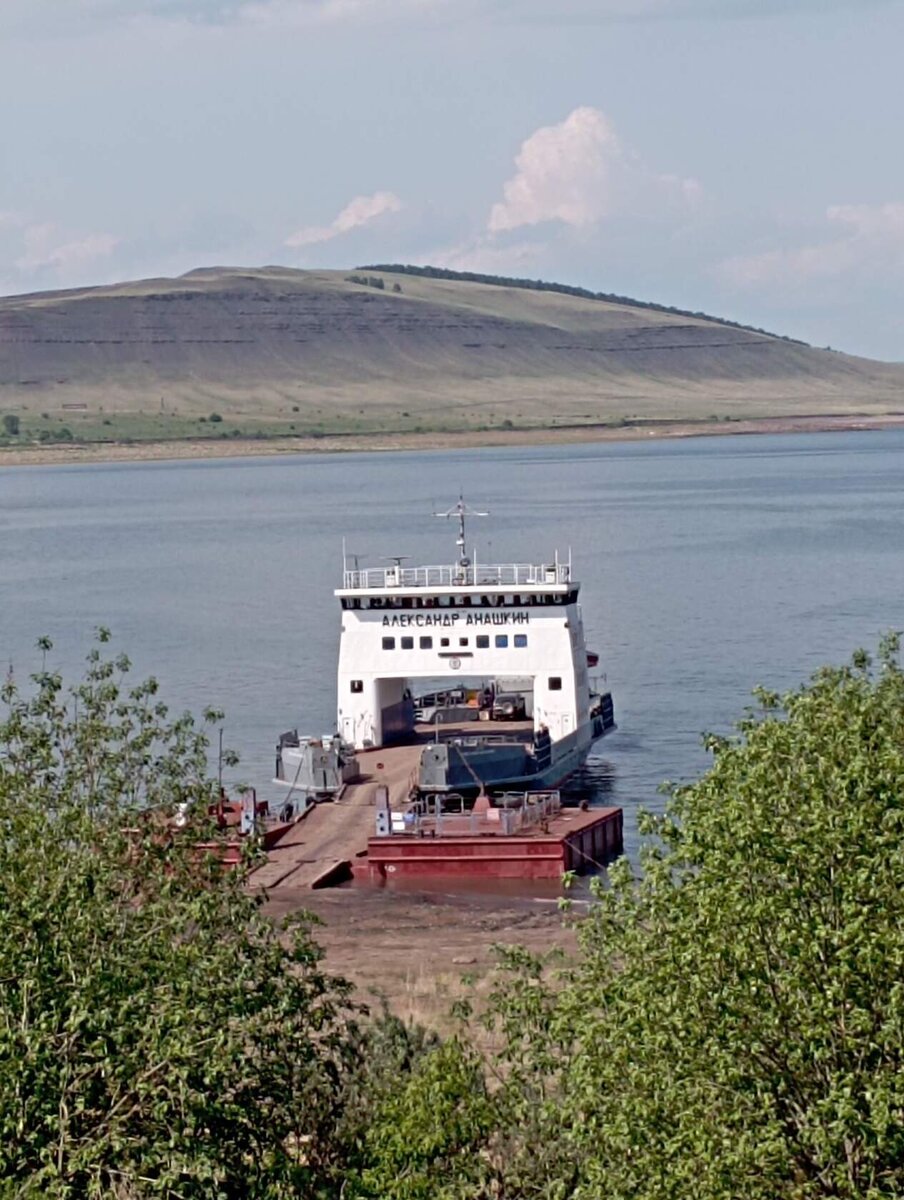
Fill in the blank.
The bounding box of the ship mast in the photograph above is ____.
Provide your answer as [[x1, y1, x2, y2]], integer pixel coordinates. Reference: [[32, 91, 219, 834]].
[[434, 495, 488, 569]]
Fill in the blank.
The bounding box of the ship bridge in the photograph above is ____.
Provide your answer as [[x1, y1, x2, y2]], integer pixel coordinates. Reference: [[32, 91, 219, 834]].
[[335, 552, 589, 752]]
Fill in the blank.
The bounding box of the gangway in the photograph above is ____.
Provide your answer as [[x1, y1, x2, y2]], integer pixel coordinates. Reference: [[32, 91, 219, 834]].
[[250, 743, 422, 891]]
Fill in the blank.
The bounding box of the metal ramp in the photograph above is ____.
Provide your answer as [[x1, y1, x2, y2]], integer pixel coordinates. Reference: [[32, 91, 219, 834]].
[[250, 742, 422, 891]]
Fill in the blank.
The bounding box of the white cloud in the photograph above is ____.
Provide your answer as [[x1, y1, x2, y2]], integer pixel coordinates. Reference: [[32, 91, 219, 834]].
[[487, 106, 700, 235], [228, 0, 904, 27], [285, 190, 402, 248], [4, 0, 885, 39], [488, 108, 619, 233], [415, 236, 544, 275], [237, 0, 443, 26], [719, 202, 904, 288], [15, 224, 121, 274], [0, 0, 437, 39]]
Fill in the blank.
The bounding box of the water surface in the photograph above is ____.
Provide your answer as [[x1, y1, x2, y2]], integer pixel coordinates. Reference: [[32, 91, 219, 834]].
[[2, 430, 902, 859]]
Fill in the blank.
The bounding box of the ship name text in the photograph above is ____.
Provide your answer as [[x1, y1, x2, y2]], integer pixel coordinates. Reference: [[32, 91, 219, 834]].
[[381, 611, 531, 628]]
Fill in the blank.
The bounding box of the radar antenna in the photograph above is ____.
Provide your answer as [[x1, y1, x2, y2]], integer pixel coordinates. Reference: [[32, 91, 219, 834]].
[[434, 494, 488, 568]]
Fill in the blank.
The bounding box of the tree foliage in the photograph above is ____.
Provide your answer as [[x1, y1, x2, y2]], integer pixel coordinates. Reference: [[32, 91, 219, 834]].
[[0, 636, 367, 1198], [5, 636, 904, 1198], [357, 642, 904, 1199], [462, 639, 904, 1199]]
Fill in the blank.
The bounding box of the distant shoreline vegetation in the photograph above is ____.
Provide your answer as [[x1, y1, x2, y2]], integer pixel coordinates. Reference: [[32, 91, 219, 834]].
[[358, 263, 809, 346]]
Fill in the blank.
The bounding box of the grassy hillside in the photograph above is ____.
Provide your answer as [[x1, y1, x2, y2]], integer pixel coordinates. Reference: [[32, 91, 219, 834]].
[[1, 265, 902, 447]]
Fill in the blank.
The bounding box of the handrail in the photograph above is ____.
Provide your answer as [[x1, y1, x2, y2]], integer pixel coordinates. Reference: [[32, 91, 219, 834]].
[[401, 790, 562, 839], [339, 561, 572, 591]]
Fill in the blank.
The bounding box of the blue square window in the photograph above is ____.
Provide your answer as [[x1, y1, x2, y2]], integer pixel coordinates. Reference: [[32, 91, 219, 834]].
[[514, 634, 528, 648], [495, 634, 508, 648]]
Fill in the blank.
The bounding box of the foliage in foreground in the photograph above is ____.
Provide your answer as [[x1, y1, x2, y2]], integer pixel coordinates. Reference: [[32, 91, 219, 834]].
[[0, 637, 435, 1198], [429, 638, 904, 1200], [347, 641, 904, 1199], [4, 636, 904, 1198]]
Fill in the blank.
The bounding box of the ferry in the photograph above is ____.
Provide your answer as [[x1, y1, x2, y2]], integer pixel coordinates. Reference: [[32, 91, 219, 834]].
[[276, 499, 615, 803]]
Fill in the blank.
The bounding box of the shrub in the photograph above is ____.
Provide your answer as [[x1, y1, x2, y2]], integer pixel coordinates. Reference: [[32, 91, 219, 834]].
[[0, 635, 366, 1197]]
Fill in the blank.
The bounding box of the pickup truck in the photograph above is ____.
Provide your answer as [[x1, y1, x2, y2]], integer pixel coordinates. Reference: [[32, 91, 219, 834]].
[[491, 692, 526, 721]]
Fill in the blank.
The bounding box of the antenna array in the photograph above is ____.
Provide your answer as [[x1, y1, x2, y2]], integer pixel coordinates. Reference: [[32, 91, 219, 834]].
[[434, 494, 488, 568]]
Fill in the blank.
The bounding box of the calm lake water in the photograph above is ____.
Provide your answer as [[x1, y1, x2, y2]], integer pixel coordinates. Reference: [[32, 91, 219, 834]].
[[2, 430, 903, 860]]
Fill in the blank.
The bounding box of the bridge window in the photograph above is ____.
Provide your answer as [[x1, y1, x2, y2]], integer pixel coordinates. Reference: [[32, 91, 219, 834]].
[[549, 676, 562, 690], [459, 637, 469, 647], [382, 637, 395, 650], [350, 680, 363, 693], [401, 636, 414, 650], [419, 636, 433, 649], [476, 635, 490, 649], [440, 637, 450, 647], [514, 634, 528, 648], [495, 634, 508, 648]]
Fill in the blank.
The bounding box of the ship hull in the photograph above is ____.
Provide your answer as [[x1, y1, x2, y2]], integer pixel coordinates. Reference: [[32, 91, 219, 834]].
[[417, 711, 615, 798]]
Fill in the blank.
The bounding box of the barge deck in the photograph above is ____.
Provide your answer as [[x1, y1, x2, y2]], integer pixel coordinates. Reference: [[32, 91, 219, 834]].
[[251, 741, 623, 891], [364, 800, 622, 883]]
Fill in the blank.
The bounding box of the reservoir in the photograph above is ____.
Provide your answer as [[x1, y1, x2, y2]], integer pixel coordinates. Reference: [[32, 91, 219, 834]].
[[2, 429, 903, 859]]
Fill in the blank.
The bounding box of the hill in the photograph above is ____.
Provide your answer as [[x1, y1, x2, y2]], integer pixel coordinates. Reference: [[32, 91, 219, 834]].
[[1, 265, 903, 448]]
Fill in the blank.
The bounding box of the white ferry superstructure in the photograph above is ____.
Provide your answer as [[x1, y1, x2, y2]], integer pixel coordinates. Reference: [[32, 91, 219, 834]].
[[316, 501, 615, 797]]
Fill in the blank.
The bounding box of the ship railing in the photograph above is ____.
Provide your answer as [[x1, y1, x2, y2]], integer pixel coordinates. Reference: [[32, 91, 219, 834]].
[[341, 561, 571, 591], [400, 790, 562, 838]]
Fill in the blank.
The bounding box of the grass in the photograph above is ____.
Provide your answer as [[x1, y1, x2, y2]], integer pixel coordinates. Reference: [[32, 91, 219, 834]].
[[0, 404, 618, 450]]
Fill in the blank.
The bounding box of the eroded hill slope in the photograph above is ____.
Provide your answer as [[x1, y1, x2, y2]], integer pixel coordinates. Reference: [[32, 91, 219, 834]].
[[1, 266, 901, 443]]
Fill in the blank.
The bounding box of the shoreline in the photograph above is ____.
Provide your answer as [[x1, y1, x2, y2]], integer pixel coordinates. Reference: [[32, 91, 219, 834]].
[[1, 413, 903, 469]]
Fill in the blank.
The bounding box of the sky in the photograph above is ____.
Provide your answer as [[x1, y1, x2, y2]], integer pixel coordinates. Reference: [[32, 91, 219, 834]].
[[2, 0, 904, 360]]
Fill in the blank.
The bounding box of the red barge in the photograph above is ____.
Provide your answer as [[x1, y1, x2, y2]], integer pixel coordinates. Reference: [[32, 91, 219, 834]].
[[363, 790, 623, 883]]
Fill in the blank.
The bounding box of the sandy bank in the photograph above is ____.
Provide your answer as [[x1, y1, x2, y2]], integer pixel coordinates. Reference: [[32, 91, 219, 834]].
[[1, 413, 903, 470]]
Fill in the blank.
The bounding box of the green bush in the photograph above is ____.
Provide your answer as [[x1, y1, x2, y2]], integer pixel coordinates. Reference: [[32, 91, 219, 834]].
[[0, 636, 366, 1197], [470, 639, 904, 1200]]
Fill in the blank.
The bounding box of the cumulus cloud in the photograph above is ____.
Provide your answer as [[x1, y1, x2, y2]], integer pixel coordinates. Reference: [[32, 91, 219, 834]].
[[15, 224, 121, 274], [285, 190, 402, 248], [719, 202, 904, 288], [487, 106, 700, 235], [416, 236, 544, 275]]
